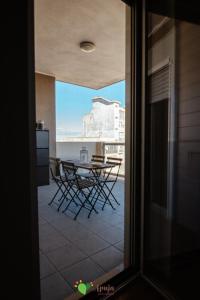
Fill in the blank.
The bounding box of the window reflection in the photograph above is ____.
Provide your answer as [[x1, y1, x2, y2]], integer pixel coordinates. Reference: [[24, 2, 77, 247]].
[[144, 11, 200, 299]]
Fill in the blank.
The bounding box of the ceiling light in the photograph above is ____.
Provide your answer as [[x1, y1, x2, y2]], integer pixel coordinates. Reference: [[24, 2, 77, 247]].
[[80, 41, 96, 53]]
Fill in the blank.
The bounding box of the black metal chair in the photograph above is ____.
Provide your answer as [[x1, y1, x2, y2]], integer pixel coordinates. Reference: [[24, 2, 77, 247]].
[[56, 160, 80, 212], [61, 161, 99, 220], [99, 157, 122, 210], [48, 158, 78, 211], [48, 157, 65, 207], [79, 155, 120, 211], [77, 154, 115, 210]]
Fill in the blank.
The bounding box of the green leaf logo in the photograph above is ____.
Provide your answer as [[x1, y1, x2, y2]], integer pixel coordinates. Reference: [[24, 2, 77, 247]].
[[74, 280, 93, 295], [78, 283, 87, 295]]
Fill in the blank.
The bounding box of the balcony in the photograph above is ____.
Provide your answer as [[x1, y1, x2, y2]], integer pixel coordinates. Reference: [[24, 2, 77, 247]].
[[38, 176, 124, 299], [34, 1, 126, 297]]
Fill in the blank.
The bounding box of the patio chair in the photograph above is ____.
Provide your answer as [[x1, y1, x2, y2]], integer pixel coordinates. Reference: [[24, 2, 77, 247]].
[[48, 157, 65, 207], [100, 157, 122, 210], [56, 160, 81, 212], [91, 155, 105, 163], [61, 161, 99, 220], [48, 158, 78, 211], [79, 155, 119, 211], [77, 154, 115, 209]]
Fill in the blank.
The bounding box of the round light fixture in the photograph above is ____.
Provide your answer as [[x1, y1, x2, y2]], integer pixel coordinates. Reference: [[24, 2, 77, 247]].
[[80, 41, 96, 53]]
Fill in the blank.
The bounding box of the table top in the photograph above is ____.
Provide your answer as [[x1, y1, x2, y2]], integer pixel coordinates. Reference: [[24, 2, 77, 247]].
[[64, 159, 114, 170]]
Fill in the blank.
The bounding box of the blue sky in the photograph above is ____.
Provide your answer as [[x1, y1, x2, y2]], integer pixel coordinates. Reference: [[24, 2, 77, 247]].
[[56, 80, 125, 138]]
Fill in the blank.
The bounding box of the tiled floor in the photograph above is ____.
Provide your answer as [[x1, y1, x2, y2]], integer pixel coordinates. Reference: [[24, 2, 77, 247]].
[[38, 179, 124, 300]]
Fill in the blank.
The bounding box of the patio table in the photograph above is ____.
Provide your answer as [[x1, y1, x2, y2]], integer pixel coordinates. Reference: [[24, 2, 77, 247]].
[[64, 160, 113, 170], [63, 160, 116, 212]]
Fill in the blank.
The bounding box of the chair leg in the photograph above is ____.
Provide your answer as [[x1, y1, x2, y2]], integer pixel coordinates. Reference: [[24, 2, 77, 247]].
[[98, 182, 116, 211], [87, 189, 99, 218], [109, 189, 120, 205], [73, 195, 86, 220], [62, 186, 80, 213], [90, 180, 115, 211], [48, 182, 64, 206], [74, 188, 96, 220], [87, 197, 99, 218], [57, 183, 72, 211], [104, 182, 120, 206]]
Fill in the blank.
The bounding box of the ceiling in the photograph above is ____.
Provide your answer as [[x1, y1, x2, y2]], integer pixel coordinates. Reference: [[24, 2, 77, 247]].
[[35, 0, 126, 89]]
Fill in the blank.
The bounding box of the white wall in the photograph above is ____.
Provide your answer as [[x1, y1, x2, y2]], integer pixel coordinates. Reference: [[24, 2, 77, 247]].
[[35, 73, 56, 157], [56, 142, 97, 161]]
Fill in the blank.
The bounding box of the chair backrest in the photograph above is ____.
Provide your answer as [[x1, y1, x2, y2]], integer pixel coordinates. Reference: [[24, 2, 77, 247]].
[[49, 157, 61, 179], [106, 157, 122, 165], [91, 155, 105, 163], [106, 157, 122, 179], [61, 161, 77, 180]]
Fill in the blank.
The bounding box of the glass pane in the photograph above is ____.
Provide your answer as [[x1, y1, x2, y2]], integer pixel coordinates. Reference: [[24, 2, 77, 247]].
[[144, 7, 200, 299]]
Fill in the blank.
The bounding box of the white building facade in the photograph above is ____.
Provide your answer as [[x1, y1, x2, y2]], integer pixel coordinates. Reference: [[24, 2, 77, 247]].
[[83, 97, 125, 142]]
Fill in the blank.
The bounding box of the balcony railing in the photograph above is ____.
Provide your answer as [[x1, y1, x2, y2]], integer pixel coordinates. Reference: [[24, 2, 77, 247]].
[[103, 142, 125, 176], [56, 141, 125, 177]]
